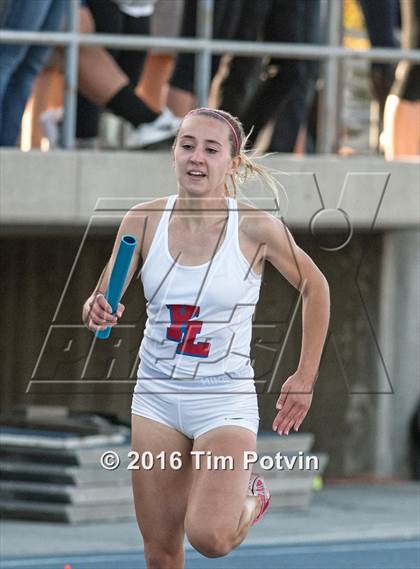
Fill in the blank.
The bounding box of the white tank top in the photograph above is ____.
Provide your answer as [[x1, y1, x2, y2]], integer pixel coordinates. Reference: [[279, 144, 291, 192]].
[[138, 194, 262, 379]]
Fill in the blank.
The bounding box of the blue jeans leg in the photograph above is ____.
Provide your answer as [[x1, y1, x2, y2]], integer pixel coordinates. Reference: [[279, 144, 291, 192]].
[[0, 0, 12, 27], [0, 0, 65, 146]]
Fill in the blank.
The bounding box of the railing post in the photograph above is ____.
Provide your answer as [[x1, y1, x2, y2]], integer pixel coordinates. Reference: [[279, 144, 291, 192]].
[[195, 0, 214, 107], [62, 0, 80, 149], [318, 0, 342, 153]]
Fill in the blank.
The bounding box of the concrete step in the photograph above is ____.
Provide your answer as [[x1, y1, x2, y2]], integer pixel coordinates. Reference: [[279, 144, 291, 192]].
[[256, 433, 314, 454], [0, 426, 129, 449], [0, 480, 132, 504], [0, 498, 135, 523], [0, 424, 325, 521], [0, 460, 130, 485], [265, 477, 315, 510], [0, 444, 132, 466]]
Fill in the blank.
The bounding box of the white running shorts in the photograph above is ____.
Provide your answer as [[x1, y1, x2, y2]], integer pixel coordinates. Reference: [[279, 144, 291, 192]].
[[131, 362, 260, 439]]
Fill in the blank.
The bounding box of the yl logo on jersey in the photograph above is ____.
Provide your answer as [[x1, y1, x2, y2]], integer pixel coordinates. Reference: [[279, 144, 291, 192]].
[[166, 304, 211, 357]]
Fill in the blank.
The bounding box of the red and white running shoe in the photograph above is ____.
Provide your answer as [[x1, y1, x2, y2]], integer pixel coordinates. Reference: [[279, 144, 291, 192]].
[[248, 473, 271, 525]]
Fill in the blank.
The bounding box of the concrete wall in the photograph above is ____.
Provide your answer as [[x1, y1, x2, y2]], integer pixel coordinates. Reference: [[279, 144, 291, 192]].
[[1, 150, 419, 478], [1, 150, 419, 228], [375, 230, 420, 477]]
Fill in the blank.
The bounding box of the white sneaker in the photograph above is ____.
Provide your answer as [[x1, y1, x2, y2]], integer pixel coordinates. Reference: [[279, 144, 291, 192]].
[[99, 111, 126, 149], [124, 108, 182, 149], [39, 108, 63, 148]]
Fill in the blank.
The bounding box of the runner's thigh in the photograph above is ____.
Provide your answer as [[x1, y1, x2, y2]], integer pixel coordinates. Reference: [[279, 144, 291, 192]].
[[131, 415, 193, 547], [185, 426, 256, 539]]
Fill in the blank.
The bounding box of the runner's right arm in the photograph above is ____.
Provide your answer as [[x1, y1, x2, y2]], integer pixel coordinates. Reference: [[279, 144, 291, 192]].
[[82, 206, 147, 332]]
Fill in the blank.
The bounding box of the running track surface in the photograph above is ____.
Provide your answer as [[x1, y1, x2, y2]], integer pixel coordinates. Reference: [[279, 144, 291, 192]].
[[1, 540, 419, 569]]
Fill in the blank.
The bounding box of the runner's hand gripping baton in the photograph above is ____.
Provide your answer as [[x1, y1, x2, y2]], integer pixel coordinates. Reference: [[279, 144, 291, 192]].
[[95, 234, 137, 340]]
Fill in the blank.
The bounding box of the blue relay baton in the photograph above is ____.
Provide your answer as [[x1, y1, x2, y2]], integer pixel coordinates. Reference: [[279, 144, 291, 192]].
[[95, 234, 137, 340]]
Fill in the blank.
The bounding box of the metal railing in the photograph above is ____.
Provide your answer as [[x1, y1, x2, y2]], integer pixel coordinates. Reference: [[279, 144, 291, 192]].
[[1, 0, 419, 151]]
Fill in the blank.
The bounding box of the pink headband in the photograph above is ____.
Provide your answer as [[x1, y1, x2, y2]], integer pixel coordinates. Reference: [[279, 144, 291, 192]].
[[187, 108, 240, 155]]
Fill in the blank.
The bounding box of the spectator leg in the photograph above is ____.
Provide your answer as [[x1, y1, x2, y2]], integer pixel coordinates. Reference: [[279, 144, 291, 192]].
[[358, 0, 396, 113], [77, 2, 151, 138], [0, 0, 65, 146], [169, 0, 244, 113], [76, 0, 124, 141], [166, 86, 196, 117], [219, 57, 262, 118], [169, 0, 197, 103], [77, 42, 159, 127], [240, 0, 303, 145], [269, 0, 321, 152], [218, 0, 271, 117], [383, 95, 420, 159], [241, 67, 302, 146], [28, 64, 64, 148], [268, 89, 305, 152], [117, 14, 150, 86], [78, 45, 132, 107], [0, 0, 12, 27], [136, 54, 176, 111]]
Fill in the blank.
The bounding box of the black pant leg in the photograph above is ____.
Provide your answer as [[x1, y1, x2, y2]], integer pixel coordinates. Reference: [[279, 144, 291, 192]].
[[170, 0, 197, 93], [241, 0, 303, 142], [170, 0, 245, 96], [358, 0, 397, 108], [116, 14, 150, 86], [269, 0, 321, 152], [76, 0, 124, 139], [219, 0, 271, 116]]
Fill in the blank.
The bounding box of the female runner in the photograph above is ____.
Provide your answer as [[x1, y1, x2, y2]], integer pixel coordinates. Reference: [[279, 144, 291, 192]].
[[83, 108, 330, 568]]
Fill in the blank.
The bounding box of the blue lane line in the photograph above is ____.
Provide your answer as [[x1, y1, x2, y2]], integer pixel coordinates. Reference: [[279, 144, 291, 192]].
[[1, 540, 419, 569]]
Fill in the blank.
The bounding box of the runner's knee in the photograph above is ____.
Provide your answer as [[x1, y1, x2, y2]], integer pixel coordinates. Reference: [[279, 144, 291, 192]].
[[186, 526, 233, 558]]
